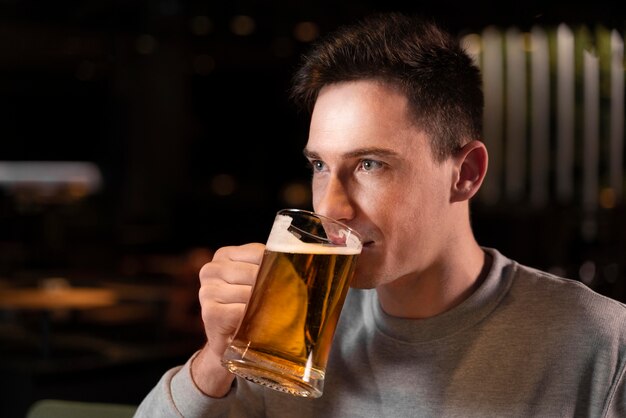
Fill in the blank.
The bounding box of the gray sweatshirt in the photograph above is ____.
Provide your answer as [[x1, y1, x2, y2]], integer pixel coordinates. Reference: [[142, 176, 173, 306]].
[[135, 248, 626, 417]]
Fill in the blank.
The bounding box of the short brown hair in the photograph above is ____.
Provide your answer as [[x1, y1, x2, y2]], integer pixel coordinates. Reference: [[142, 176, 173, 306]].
[[290, 12, 483, 160]]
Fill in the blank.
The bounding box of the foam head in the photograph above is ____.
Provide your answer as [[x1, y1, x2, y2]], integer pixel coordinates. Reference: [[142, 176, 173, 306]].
[[266, 214, 362, 255]]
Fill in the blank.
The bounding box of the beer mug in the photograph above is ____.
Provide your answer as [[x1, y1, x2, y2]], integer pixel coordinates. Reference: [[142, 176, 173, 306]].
[[221, 209, 362, 398]]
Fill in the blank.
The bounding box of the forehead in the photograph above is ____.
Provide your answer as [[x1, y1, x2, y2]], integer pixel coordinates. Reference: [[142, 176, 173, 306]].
[[305, 80, 428, 156]]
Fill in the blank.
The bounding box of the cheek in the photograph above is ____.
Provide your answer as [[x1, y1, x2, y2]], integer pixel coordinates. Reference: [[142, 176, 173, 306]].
[[310, 177, 325, 209], [384, 176, 445, 232]]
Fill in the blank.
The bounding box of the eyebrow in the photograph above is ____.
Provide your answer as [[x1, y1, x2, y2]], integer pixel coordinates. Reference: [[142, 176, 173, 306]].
[[302, 147, 400, 160]]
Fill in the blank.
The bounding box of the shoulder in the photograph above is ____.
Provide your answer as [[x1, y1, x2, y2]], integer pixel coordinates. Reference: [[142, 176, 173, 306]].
[[516, 262, 625, 310], [507, 257, 626, 341], [487, 247, 626, 315], [484, 247, 626, 339]]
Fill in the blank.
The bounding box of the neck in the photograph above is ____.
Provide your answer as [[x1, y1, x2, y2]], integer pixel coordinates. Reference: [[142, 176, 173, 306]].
[[376, 237, 490, 319]]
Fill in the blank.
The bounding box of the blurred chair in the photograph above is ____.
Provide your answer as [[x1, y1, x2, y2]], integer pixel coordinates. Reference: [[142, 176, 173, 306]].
[[26, 399, 136, 418]]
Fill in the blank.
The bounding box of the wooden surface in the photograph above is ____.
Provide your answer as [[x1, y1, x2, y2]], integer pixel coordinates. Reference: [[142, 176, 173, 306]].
[[0, 287, 118, 310]]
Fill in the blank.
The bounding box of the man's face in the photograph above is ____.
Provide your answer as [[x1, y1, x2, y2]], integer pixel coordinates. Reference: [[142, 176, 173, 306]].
[[304, 80, 456, 289]]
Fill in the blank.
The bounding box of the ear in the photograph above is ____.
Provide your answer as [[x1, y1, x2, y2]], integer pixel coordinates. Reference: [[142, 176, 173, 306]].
[[450, 140, 488, 203]]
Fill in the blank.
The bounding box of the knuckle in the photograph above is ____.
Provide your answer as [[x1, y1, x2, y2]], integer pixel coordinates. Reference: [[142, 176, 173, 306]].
[[212, 246, 233, 260], [199, 261, 218, 279]]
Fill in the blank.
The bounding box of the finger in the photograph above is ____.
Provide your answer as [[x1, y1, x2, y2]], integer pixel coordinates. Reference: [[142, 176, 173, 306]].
[[212, 243, 265, 264], [200, 261, 259, 286], [199, 243, 264, 285], [200, 281, 252, 305]]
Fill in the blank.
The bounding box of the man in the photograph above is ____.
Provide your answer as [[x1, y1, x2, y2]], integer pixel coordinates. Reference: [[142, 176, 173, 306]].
[[135, 12, 626, 417]]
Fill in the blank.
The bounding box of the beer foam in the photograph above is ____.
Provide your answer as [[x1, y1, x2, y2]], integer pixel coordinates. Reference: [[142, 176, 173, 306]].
[[266, 214, 361, 255]]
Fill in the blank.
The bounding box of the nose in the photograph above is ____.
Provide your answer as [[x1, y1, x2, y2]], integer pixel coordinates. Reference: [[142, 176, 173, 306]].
[[313, 175, 356, 223]]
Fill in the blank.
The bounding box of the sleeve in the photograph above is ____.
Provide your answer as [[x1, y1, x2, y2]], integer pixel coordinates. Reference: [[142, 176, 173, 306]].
[[604, 361, 626, 418], [133, 352, 264, 418]]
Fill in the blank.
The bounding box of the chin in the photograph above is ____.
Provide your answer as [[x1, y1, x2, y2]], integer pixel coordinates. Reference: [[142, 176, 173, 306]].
[[349, 256, 381, 289]]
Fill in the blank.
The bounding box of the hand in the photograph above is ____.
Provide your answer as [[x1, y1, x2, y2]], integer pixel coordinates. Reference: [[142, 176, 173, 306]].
[[191, 243, 264, 397]]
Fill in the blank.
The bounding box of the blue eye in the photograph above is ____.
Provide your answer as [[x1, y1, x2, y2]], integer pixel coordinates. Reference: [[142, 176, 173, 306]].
[[359, 159, 382, 171], [310, 160, 326, 172]]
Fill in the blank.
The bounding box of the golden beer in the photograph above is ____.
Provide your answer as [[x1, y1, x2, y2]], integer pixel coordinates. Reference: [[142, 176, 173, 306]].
[[222, 210, 361, 398]]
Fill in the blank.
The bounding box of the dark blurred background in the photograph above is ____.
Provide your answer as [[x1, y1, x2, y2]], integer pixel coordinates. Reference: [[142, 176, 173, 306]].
[[0, 0, 624, 416]]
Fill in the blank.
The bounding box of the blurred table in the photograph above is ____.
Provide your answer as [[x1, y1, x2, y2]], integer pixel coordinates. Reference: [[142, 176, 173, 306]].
[[0, 287, 118, 357], [0, 287, 117, 310]]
